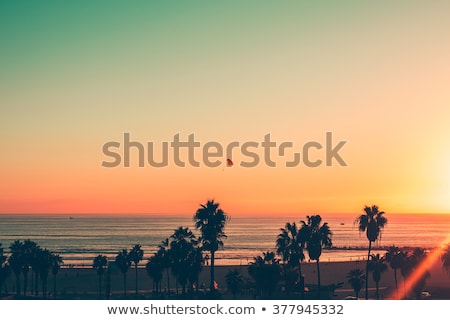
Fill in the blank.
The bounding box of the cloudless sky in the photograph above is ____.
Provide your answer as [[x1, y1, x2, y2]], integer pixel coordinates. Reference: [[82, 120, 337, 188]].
[[1, 1, 450, 215]]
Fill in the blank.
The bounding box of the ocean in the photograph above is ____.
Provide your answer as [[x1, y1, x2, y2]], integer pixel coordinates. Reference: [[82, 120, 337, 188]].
[[1, 213, 450, 266]]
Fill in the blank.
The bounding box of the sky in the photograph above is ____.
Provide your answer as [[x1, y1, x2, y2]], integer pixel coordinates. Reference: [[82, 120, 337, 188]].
[[1, 1, 450, 215]]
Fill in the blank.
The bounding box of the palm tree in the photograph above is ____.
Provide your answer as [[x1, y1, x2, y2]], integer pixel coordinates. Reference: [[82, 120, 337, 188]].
[[355, 205, 387, 299], [51, 253, 62, 291], [8, 240, 24, 296], [51, 253, 63, 298], [410, 247, 430, 299], [129, 244, 144, 296], [225, 269, 243, 299], [440, 243, 450, 276], [93, 254, 108, 298], [385, 245, 404, 290], [146, 251, 164, 294], [187, 246, 204, 294], [346, 268, 365, 298], [193, 199, 229, 293], [0, 243, 10, 296], [37, 248, 53, 298], [248, 251, 281, 298], [158, 239, 172, 293], [276, 222, 305, 293], [368, 253, 388, 299], [300, 215, 332, 298], [22, 239, 38, 295], [115, 249, 131, 296], [169, 227, 198, 295]]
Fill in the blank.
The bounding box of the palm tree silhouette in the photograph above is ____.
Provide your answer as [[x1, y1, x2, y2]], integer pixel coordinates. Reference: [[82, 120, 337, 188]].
[[158, 239, 172, 293], [129, 244, 144, 296], [51, 253, 63, 299], [187, 246, 203, 295], [146, 251, 164, 294], [300, 215, 332, 298], [37, 248, 53, 298], [346, 268, 365, 298], [225, 269, 243, 299], [368, 253, 388, 299], [385, 245, 404, 291], [22, 239, 38, 296], [276, 222, 306, 294], [169, 226, 198, 295], [93, 254, 108, 298], [115, 249, 131, 297], [410, 248, 430, 299], [194, 199, 229, 293], [441, 243, 450, 276], [8, 240, 24, 296], [355, 205, 387, 299], [0, 243, 10, 296], [248, 251, 281, 298]]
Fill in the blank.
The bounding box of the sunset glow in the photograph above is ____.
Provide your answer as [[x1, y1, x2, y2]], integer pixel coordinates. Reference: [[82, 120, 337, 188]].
[[1, 1, 450, 215]]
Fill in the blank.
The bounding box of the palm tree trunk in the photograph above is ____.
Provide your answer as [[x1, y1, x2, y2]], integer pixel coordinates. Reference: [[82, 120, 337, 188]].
[[98, 275, 102, 298], [316, 259, 321, 299], [123, 273, 127, 296], [23, 270, 28, 296], [210, 250, 215, 292], [135, 264, 138, 295], [15, 274, 20, 296], [376, 281, 379, 300], [34, 271, 38, 295], [30, 271, 34, 295], [365, 240, 372, 300], [42, 277, 48, 299], [166, 268, 170, 293], [53, 274, 57, 299], [394, 269, 398, 290], [298, 261, 304, 298]]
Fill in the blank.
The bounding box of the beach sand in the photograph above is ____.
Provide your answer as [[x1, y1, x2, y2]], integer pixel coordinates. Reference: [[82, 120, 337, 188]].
[[3, 258, 450, 300]]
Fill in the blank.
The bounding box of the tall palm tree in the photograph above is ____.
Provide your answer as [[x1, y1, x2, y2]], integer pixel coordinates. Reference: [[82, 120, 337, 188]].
[[193, 199, 229, 293], [22, 239, 38, 296], [129, 244, 144, 296], [300, 215, 332, 298], [440, 243, 450, 276], [37, 248, 53, 298], [368, 253, 388, 299], [51, 253, 63, 298], [187, 246, 204, 294], [93, 254, 108, 298], [355, 205, 387, 299], [158, 239, 172, 293], [169, 226, 198, 295], [8, 240, 24, 296], [346, 268, 365, 298], [0, 243, 10, 296], [385, 245, 404, 290], [115, 249, 131, 296], [276, 222, 305, 293], [146, 251, 164, 293], [410, 247, 430, 299]]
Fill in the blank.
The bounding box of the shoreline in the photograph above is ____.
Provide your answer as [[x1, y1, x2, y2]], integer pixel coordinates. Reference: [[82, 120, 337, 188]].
[[3, 259, 450, 300]]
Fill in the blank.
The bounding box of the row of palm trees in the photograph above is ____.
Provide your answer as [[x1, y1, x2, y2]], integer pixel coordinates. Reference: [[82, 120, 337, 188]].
[[3, 202, 450, 300], [91, 200, 229, 298], [346, 246, 437, 299], [0, 240, 63, 298]]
